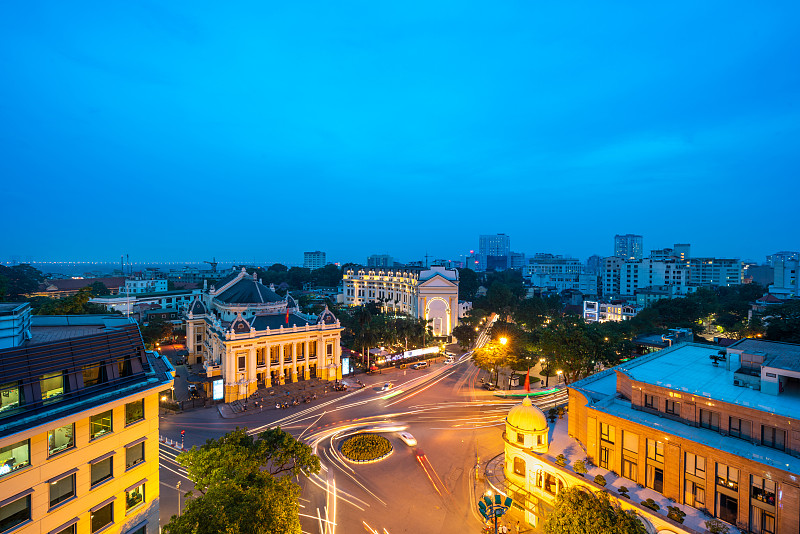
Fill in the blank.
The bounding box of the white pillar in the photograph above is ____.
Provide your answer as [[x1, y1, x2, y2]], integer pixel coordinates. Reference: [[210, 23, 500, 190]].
[[291, 343, 298, 382], [279, 344, 285, 384], [265, 344, 272, 387]]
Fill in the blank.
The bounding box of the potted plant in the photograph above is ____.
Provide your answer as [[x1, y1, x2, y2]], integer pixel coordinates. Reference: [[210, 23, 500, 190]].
[[641, 498, 660, 512], [618, 486, 630, 498], [573, 460, 587, 476], [555, 454, 567, 467], [594, 474, 607, 487], [666, 506, 686, 524], [704, 518, 730, 534]]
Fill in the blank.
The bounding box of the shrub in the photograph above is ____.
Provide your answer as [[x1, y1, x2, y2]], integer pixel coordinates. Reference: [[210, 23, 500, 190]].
[[573, 460, 587, 476], [704, 518, 730, 534], [340, 433, 393, 462], [557, 406, 565, 419], [594, 475, 606, 487], [641, 498, 660, 512], [555, 454, 567, 467], [667, 506, 686, 524], [547, 408, 558, 422], [618, 486, 630, 498]]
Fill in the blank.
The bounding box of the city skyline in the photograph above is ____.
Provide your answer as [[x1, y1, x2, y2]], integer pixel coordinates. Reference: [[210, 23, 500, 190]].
[[2, 2, 798, 263]]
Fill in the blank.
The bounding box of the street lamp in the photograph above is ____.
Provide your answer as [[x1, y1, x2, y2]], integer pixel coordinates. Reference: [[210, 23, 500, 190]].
[[540, 358, 549, 387], [499, 337, 507, 345], [557, 369, 563, 384]]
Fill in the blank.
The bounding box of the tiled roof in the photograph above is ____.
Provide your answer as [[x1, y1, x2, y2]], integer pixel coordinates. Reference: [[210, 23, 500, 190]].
[[215, 278, 282, 304], [39, 276, 125, 291], [250, 313, 313, 330]]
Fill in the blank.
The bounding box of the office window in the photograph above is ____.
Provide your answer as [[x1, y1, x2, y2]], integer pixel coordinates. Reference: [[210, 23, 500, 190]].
[[126, 483, 145, 511], [41, 371, 65, 401], [0, 381, 23, 415], [48, 424, 75, 456], [90, 410, 113, 439], [82, 364, 104, 387], [646, 439, 664, 463], [0, 494, 31, 533], [699, 409, 720, 431], [751, 476, 776, 506], [54, 524, 77, 534], [716, 463, 739, 491], [685, 452, 705, 478], [117, 357, 132, 378], [513, 457, 525, 476], [665, 399, 680, 415], [516, 432, 525, 445], [0, 440, 30, 477], [91, 502, 113, 533], [751, 508, 775, 534], [644, 394, 657, 409], [126, 442, 145, 470], [91, 457, 113, 486], [761, 426, 785, 451], [125, 400, 144, 425], [600, 422, 615, 443], [729, 417, 752, 440], [50, 474, 76, 508], [685, 480, 705, 508]]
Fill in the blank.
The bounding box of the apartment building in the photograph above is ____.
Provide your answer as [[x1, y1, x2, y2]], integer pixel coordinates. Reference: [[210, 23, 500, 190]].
[[602, 258, 690, 297], [0, 314, 174, 534], [689, 258, 743, 287], [341, 268, 419, 315], [614, 234, 643, 260], [769, 259, 799, 299], [569, 340, 800, 533], [302, 251, 326, 271]]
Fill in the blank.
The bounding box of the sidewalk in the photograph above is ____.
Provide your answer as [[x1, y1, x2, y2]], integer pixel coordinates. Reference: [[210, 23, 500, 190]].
[[217, 377, 360, 418]]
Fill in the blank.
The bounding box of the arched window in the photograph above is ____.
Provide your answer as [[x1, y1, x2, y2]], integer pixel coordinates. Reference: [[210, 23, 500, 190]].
[[514, 457, 526, 476]]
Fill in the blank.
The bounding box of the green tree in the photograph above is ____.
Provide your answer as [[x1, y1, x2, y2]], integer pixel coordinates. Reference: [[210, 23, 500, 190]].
[[35, 287, 110, 315], [762, 300, 800, 343], [0, 264, 44, 300], [457, 267, 480, 301], [473, 340, 512, 386], [452, 323, 478, 350], [164, 427, 320, 534], [91, 281, 110, 296], [543, 487, 646, 534], [141, 317, 174, 346]]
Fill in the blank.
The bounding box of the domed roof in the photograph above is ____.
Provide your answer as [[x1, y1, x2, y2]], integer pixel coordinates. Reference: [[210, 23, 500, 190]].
[[188, 299, 206, 315], [506, 396, 547, 432], [230, 313, 251, 334]]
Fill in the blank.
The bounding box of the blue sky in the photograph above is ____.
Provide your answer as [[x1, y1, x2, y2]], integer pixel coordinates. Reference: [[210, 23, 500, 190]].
[[1, 1, 798, 265]]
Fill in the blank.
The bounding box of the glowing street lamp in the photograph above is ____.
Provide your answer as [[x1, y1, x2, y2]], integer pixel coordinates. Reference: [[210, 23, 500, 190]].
[[499, 337, 508, 345], [557, 369, 563, 384]]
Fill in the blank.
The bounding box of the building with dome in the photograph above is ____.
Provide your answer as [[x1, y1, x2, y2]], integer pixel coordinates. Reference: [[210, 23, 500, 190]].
[[183, 268, 343, 402]]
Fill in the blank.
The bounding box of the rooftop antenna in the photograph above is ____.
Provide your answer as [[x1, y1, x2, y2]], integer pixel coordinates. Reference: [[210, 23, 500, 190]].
[[425, 252, 430, 268]]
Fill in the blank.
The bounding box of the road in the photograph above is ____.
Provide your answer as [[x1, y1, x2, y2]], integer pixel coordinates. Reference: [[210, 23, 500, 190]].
[[157, 324, 566, 533]]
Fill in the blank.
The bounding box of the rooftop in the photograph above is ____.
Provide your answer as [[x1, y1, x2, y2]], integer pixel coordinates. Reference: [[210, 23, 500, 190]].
[[28, 315, 133, 345]]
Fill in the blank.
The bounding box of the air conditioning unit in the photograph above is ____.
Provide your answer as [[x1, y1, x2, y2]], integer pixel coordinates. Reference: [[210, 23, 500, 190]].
[[733, 379, 742, 386]]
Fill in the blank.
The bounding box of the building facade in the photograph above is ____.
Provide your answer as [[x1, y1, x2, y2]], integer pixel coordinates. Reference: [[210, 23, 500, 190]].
[[366, 255, 394, 268], [569, 340, 800, 534], [769, 259, 799, 298], [479, 234, 511, 257], [602, 258, 690, 297], [689, 258, 743, 287], [184, 269, 343, 402], [614, 234, 643, 260], [0, 303, 31, 350], [303, 251, 326, 271], [583, 300, 642, 323], [120, 279, 167, 295], [417, 267, 459, 337], [0, 315, 173, 534]]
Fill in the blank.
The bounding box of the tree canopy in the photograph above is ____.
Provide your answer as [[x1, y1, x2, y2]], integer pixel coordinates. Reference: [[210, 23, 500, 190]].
[[164, 427, 320, 534], [543, 487, 646, 534]]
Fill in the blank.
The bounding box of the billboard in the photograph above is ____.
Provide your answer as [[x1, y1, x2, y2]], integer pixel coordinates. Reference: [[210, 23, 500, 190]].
[[212, 379, 224, 401]]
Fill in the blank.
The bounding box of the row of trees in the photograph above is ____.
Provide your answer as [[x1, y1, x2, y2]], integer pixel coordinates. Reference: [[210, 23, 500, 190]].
[[338, 305, 433, 362]]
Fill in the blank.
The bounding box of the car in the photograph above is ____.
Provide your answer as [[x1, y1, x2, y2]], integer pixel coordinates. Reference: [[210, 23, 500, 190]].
[[188, 384, 198, 397], [482, 382, 496, 391], [411, 361, 429, 370], [444, 357, 455, 364], [398, 431, 417, 447], [381, 382, 393, 391], [175, 357, 185, 365]]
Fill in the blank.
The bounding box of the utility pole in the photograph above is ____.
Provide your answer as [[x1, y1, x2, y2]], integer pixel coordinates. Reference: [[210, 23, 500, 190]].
[[176, 480, 182, 516]]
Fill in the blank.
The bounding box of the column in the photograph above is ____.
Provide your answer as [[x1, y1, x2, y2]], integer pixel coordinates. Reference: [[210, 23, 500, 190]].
[[248, 347, 257, 394], [279, 344, 285, 384], [265, 343, 272, 387], [291, 342, 298, 382], [335, 334, 342, 380], [304, 340, 310, 379]]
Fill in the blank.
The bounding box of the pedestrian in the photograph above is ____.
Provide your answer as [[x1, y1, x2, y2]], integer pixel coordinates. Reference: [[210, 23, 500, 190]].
[[516, 521, 520, 534]]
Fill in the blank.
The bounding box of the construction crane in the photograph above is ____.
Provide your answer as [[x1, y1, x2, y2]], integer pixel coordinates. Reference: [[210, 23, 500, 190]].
[[204, 257, 218, 273]]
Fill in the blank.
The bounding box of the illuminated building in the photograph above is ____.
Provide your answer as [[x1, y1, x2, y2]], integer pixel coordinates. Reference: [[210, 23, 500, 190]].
[[689, 258, 743, 287], [184, 268, 343, 402], [0, 314, 173, 534], [614, 234, 644, 261], [303, 251, 326, 270]]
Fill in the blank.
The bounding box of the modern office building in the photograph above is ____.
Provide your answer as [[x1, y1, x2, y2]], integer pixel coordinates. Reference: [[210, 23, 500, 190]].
[[119, 278, 168, 295], [0, 314, 174, 534], [769, 259, 799, 299], [614, 234, 643, 261], [689, 258, 743, 287], [479, 234, 511, 257], [568, 339, 800, 533], [183, 268, 343, 401], [366, 254, 394, 268], [767, 251, 799, 267], [303, 251, 326, 271]]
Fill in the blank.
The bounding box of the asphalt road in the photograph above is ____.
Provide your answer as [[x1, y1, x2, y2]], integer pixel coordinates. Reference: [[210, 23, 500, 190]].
[[157, 330, 564, 533]]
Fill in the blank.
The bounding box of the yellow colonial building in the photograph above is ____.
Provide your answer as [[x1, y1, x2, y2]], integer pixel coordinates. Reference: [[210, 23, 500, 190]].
[[0, 312, 173, 534], [184, 268, 343, 402]]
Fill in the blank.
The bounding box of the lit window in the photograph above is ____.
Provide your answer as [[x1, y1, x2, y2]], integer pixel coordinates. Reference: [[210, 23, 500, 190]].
[[126, 483, 145, 511], [0, 439, 30, 477], [41, 371, 65, 402], [90, 410, 113, 439], [47, 424, 75, 456], [125, 400, 144, 425]]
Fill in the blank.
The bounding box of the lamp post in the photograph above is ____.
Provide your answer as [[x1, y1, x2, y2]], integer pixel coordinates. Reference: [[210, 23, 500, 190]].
[[540, 358, 548, 387], [176, 480, 182, 516], [478, 491, 513, 534], [557, 369, 563, 385]]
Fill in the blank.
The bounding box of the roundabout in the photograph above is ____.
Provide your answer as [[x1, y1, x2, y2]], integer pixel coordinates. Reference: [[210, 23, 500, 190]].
[[340, 433, 394, 463]]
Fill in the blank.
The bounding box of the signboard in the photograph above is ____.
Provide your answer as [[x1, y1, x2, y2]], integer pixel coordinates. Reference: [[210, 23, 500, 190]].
[[342, 356, 350, 375], [385, 346, 441, 362], [212, 379, 224, 401]]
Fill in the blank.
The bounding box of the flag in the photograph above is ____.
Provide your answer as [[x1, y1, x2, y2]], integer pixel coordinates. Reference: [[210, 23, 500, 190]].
[[524, 368, 530, 393], [285, 308, 290, 324]]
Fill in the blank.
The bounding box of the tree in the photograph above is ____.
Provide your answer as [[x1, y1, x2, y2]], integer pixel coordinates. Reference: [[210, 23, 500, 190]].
[[35, 287, 110, 315], [164, 427, 320, 534], [543, 487, 646, 534], [457, 267, 480, 301], [0, 264, 44, 300], [141, 317, 174, 347], [91, 281, 110, 296], [762, 300, 800, 343], [452, 323, 478, 350], [473, 340, 512, 386]]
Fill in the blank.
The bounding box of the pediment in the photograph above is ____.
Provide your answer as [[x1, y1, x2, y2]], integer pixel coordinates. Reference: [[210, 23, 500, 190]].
[[419, 274, 458, 288]]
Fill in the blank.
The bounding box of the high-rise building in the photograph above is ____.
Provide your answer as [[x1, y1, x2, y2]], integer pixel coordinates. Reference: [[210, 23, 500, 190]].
[[585, 255, 602, 275], [303, 251, 326, 270], [367, 254, 394, 268], [689, 258, 743, 287], [0, 313, 173, 534], [479, 234, 511, 257], [767, 251, 799, 267], [673, 243, 690, 260], [602, 258, 690, 297], [769, 259, 799, 298], [613, 234, 643, 260]]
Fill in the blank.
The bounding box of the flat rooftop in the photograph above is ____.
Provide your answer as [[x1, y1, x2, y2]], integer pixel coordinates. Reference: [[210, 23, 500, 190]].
[[27, 315, 135, 346], [574, 342, 800, 419]]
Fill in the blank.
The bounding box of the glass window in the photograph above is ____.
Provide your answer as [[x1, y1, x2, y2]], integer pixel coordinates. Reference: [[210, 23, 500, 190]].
[[125, 400, 144, 425], [761, 426, 785, 451], [699, 409, 720, 431], [513, 457, 525, 476], [622, 431, 638, 453], [90, 410, 113, 439], [599, 446, 611, 470], [729, 417, 752, 440], [117, 358, 132, 378], [126, 443, 144, 470], [41, 371, 65, 402], [0, 494, 31, 533], [516, 432, 525, 445], [621, 457, 637, 481], [685, 479, 705, 508], [237, 355, 246, 371], [751, 507, 775, 534], [644, 394, 657, 409], [543, 473, 561, 495], [646, 464, 664, 493], [82, 364, 103, 388], [91, 457, 113, 486], [685, 452, 706, 478], [0, 439, 30, 477], [54, 524, 77, 534], [716, 463, 739, 491], [717, 492, 738, 524], [600, 422, 615, 443], [665, 399, 680, 415], [91, 502, 113, 533], [48, 424, 75, 456], [751, 475, 776, 506], [50, 474, 76, 507], [646, 439, 664, 463], [0, 381, 23, 415], [125, 483, 145, 511]]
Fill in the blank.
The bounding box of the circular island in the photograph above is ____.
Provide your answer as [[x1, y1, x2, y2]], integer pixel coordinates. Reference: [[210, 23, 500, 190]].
[[340, 433, 394, 463]]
